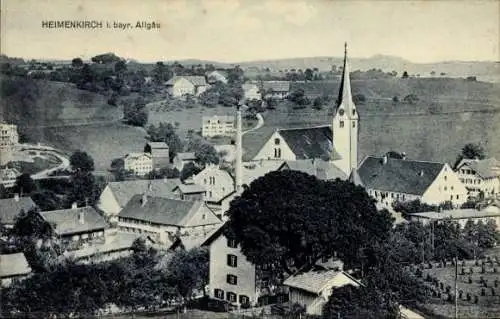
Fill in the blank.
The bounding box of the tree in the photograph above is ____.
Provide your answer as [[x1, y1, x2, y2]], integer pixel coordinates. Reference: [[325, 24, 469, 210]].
[[392, 95, 399, 104], [13, 173, 37, 195], [124, 97, 149, 127], [152, 62, 173, 84], [11, 207, 53, 240], [430, 71, 436, 76], [146, 167, 180, 180], [225, 171, 394, 276], [180, 162, 202, 182], [402, 71, 409, 79], [71, 58, 83, 68], [70, 150, 95, 173], [165, 247, 209, 299], [91, 52, 120, 64], [461, 143, 486, 160], [147, 123, 183, 160], [304, 68, 314, 82], [186, 137, 219, 166], [114, 60, 127, 74]]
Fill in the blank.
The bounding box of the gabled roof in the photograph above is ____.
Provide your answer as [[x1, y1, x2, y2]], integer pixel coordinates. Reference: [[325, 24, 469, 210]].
[[40, 207, 108, 236], [0, 196, 37, 225], [283, 270, 360, 295], [175, 152, 196, 161], [174, 183, 206, 194], [409, 206, 500, 220], [166, 76, 208, 87], [106, 179, 182, 207], [0, 253, 31, 278], [200, 221, 228, 247], [280, 159, 347, 181], [242, 83, 259, 91], [119, 195, 220, 227], [357, 156, 445, 196], [242, 160, 285, 185], [261, 81, 290, 92], [147, 142, 169, 149], [124, 152, 151, 160], [173, 223, 226, 251], [202, 115, 235, 122], [458, 157, 500, 179], [278, 126, 342, 161]]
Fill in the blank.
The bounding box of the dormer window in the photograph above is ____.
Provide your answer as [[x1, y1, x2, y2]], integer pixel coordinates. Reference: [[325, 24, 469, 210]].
[[339, 109, 345, 116], [274, 138, 280, 145]]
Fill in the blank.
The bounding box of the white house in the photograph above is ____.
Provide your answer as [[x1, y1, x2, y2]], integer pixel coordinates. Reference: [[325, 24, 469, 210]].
[[97, 179, 181, 217], [193, 164, 235, 202], [173, 152, 196, 172], [0, 168, 21, 188], [261, 81, 290, 99], [242, 83, 261, 101], [202, 115, 235, 138], [206, 70, 228, 84], [251, 46, 358, 177], [0, 123, 19, 165], [118, 194, 222, 245], [356, 155, 468, 208], [283, 270, 361, 316], [123, 153, 153, 176], [165, 76, 209, 98], [455, 157, 500, 197]]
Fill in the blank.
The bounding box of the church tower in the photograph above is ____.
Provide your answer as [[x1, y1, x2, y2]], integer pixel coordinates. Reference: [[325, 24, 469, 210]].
[[332, 43, 359, 176]]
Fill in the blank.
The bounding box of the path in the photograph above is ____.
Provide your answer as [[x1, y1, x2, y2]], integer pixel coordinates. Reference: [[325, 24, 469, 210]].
[[242, 113, 264, 136], [18, 143, 71, 179]]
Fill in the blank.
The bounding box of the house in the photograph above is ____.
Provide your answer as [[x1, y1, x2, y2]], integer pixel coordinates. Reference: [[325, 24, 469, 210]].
[[205, 191, 238, 221], [123, 153, 153, 176], [193, 164, 235, 202], [408, 204, 500, 230], [0, 123, 19, 165], [241, 160, 285, 186], [0, 167, 21, 188], [118, 194, 222, 244], [165, 76, 209, 98], [278, 159, 348, 181], [0, 252, 32, 287], [169, 222, 225, 252], [206, 70, 228, 84], [97, 178, 181, 217], [261, 81, 290, 99], [39, 204, 109, 250], [173, 182, 206, 201], [250, 44, 358, 177], [455, 157, 500, 197], [145, 142, 170, 169], [242, 83, 261, 101], [173, 152, 196, 171], [357, 155, 468, 208], [283, 270, 360, 316], [63, 231, 148, 264], [202, 115, 235, 138], [0, 194, 37, 228]]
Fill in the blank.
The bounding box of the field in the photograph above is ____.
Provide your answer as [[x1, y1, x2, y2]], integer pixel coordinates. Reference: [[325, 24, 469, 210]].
[[421, 257, 500, 318]]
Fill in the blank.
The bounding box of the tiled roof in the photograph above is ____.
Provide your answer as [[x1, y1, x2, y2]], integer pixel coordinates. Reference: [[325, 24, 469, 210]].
[[348, 168, 364, 186], [242, 83, 259, 91], [242, 160, 285, 185], [119, 195, 220, 227], [0, 253, 31, 278], [261, 81, 290, 92], [124, 153, 151, 160], [175, 223, 225, 250], [166, 76, 207, 86], [283, 270, 358, 294], [242, 126, 276, 161], [409, 206, 500, 220], [64, 232, 141, 260], [175, 183, 206, 194], [40, 207, 108, 236], [278, 126, 341, 161], [281, 159, 347, 181], [459, 157, 500, 179], [175, 152, 196, 161], [357, 156, 445, 196], [0, 196, 37, 225], [147, 142, 169, 149], [202, 115, 235, 123], [107, 179, 182, 207]]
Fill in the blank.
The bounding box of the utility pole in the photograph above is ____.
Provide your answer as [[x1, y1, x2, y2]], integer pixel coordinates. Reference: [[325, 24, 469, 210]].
[[455, 255, 458, 319]]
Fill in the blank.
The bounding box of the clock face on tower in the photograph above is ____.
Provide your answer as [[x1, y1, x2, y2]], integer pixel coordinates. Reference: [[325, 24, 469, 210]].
[[338, 109, 345, 116]]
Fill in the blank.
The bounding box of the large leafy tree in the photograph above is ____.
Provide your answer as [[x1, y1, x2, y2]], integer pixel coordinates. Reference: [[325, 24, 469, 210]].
[[13, 173, 38, 195], [165, 247, 209, 298], [70, 150, 95, 173], [185, 137, 219, 166], [225, 170, 394, 274], [147, 122, 183, 160]]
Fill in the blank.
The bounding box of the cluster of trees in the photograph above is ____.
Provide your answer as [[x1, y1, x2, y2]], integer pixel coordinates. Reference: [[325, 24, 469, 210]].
[[124, 96, 148, 126], [1, 241, 209, 318]]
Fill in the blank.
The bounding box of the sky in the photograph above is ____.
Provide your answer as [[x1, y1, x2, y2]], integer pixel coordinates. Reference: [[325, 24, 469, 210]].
[[1, 0, 499, 63]]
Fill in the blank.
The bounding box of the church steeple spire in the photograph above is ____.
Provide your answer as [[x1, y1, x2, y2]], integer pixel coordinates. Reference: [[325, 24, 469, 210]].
[[336, 42, 355, 112]]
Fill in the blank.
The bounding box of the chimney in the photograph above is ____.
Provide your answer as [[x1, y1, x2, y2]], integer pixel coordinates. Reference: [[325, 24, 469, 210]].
[[141, 193, 148, 207], [71, 202, 78, 209], [382, 155, 388, 165], [401, 152, 406, 160], [14, 193, 19, 202], [78, 209, 85, 225]]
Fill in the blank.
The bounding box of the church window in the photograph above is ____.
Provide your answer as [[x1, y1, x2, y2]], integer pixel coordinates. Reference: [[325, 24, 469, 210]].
[[339, 109, 345, 116], [340, 121, 344, 128], [352, 109, 356, 116], [274, 138, 280, 145], [352, 122, 356, 128], [274, 148, 281, 158]]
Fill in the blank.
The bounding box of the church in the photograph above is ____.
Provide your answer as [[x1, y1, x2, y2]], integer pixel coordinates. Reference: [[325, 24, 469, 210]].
[[250, 43, 359, 177]]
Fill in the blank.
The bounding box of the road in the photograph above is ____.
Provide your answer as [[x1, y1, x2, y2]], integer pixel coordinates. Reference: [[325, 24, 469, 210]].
[[242, 113, 264, 136], [18, 143, 71, 179]]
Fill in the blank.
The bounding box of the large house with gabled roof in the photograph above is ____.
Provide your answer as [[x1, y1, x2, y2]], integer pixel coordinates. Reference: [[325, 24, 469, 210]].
[[165, 75, 209, 97], [455, 157, 500, 197], [356, 155, 468, 208], [0, 195, 37, 228]]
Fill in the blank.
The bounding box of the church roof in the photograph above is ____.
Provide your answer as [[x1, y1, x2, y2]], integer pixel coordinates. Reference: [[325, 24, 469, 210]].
[[278, 126, 342, 161], [335, 43, 357, 119], [280, 159, 347, 181], [357, 156, 445, 196]]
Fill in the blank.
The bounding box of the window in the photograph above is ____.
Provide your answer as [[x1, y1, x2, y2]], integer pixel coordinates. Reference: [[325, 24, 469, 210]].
[[202, 213, 206, 220], [227, 254, 238, 267], [274, 138, 280, 145], [444, 176, 447, 181], [227, 238, 237, 248], [274, 148, 281, 158], [215, 289, 224, 299], [340, 121, 344, 128], [444, 186, 447, 191], [451, 186, 454, 191], [352, 122, 356, 128], [239, 295, 249, 305], [227, 292, 237, 303], [204, 178, 207, 184], [227, 274, 238, 285], [209, 191, 213, 197], [352, 109, 356, 116], [456, 195, 460, 200]]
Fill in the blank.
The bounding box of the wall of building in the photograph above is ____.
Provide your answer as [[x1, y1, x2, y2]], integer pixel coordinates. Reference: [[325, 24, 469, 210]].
[[422, 164, 468, 206], [208, 234, 257, 306], [97, 186, 122, 216], [193, 165, 234, 202], [168, 78, 195, 97], [124, 155, 153, 176], [457, 167, 500, 197], [201, 116, 235, 138], [253, 132, 296, 161]]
